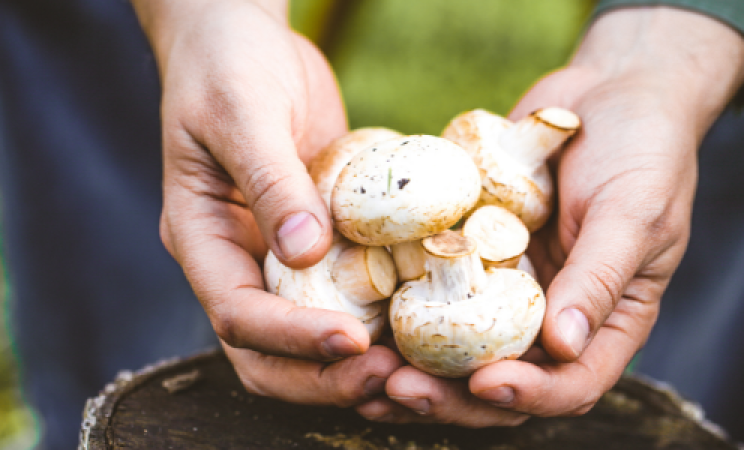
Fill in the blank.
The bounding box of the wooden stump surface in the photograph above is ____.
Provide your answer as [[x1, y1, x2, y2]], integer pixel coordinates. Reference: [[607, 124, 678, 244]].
[[79, 349, 737, 450]]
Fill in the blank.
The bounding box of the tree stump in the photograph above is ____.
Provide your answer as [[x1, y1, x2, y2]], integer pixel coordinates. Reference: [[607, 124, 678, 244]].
[[79, 349, 737, 450]]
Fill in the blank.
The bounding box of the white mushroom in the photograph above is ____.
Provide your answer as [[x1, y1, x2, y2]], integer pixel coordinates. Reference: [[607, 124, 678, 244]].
[[390, 204, 529, 282], [390, 239, 427, 283], [390, 230, 545, 378], [264, 233, 397, 342], [309, 128, 403, 210], [462, 205, 529, 269], [442, 108, 580, 231], [331, 135, 481, 246], [516, 254, 537, 279]]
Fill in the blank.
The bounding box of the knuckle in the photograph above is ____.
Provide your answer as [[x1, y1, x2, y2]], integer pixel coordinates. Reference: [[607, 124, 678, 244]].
[[568, 384, 603, 417], [581, 261, 626, 317], [567, 401, 597, 417], [211, 311, 240, 348], [235, 358, 272, 398], [243, 161, 296, 212], [503, 414, 530, 427], [281, 306, 316, 357], [327, 377, 364, 408]]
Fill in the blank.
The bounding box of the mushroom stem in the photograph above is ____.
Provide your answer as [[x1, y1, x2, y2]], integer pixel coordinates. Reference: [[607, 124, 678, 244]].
[[390, 240, 426, 282], [422, 231, 487, 304], [332, 245, 397, 306], [499, 107, 581, 170], [517, 254, 537, 278]]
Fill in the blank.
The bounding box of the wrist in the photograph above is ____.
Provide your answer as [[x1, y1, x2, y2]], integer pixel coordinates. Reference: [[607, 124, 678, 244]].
[[570, 6, 744, 133], [130, 0, 289, 65]]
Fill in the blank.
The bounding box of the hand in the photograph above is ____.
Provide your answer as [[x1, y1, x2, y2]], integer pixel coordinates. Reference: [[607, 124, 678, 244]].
[[131, 0, 405, 406], [357, 6, 744, 425]]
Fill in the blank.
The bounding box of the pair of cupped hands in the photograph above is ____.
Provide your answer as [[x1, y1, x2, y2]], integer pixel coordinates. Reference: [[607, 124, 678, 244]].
[[133, 0, 744, 427]]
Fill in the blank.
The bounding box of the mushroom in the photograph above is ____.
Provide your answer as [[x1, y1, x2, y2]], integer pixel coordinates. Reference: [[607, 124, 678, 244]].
[[309, 127, 403, 210], [390, 239, 427, 283], [442, 107, 580, 231], [390, 230, 545, 378], [516, 253, 537, 279], [331, 135, 481, 247], [264, 233, 397, 342], [462, 205, 529, 269], [389, 204, 529, 282]]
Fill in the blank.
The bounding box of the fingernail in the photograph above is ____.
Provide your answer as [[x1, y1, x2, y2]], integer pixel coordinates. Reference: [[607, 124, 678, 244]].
[[389, 396, 430, 415], [557, 307, 590, 357], [364, 376, 386, 397], [321, 333, 362, 359], [276, 212, 322, 260], [479, 386, 515, 406]]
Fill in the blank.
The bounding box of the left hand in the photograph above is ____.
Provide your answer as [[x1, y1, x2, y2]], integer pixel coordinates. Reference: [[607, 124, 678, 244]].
[[355, 6, 744, 426]]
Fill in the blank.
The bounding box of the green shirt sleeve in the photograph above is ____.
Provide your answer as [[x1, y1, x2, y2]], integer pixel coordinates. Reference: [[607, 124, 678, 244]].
[[594, 0, 744, 34], [593, 0, 744, 107]]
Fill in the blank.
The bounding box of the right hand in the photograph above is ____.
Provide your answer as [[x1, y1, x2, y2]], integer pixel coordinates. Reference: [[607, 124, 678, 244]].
[[131, 0, 405, 406]]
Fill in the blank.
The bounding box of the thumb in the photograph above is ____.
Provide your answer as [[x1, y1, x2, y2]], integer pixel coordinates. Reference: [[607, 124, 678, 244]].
[[208, 115, 334, 270], [541, 211, 647, 362]]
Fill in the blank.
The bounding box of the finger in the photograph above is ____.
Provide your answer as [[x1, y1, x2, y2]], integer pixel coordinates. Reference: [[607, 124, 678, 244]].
[[163, 186, 368, 362], [507, 68, 595, 121], [470, 301, 654, 417], [193, 96, 335, 269], [161, 123, 370, 360], [539, 206, 656, 361], [170, 207, 370, 359], [224, 343, 405, 408], [367, 366, 528, 427]]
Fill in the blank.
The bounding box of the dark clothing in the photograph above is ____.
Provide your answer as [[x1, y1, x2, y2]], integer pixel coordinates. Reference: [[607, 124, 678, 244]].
[[0, 2, 215, 448], [596, 0, 744, 33], [636, 111, 744, 441]]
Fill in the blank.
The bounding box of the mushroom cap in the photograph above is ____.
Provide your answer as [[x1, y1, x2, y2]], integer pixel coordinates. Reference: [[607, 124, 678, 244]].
[[309, 128, 403, 210], [441, 109, 511, 176], [479, 162, 553, 232], [331, 135, 481, 246], [264, 234, 387, 342], [443, 108, 573, 232], [462, 205, 529, 268], [390, 268, 546, 378]]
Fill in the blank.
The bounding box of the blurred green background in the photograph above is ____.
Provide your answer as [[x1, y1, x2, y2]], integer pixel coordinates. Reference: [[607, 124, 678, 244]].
[[0, 0, 593, 447]]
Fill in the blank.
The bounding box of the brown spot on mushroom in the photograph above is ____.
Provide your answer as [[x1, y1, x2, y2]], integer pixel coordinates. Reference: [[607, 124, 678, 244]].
[[397, 178, 410, 189]]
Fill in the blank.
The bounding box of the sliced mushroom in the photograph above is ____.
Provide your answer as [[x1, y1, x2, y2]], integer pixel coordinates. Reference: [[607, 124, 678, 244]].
[[442, 108, 580, 231], [309, 128, 403, 210], [331, 135, 481, 246], [462, 205, 529, 269], [390, 230, 545, 378], [390, 239, 427, 282], [264, 233, 397, 342]]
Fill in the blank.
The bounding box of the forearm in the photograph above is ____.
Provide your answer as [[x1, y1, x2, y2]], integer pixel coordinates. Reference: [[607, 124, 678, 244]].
[[572, 6, 744, 137]]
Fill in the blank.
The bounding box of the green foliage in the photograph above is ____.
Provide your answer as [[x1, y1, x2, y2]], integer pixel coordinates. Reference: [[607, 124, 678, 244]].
[[294, 0, 594, 134], [0, 239, 35, 448]]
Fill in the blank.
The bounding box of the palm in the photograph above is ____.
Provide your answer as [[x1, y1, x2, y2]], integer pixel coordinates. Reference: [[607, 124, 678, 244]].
[[512, 67, 695, 362]]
